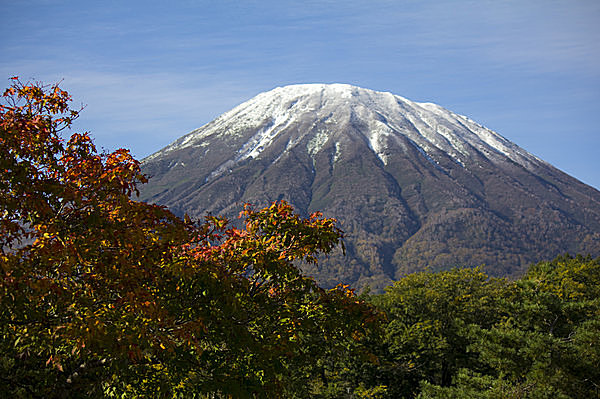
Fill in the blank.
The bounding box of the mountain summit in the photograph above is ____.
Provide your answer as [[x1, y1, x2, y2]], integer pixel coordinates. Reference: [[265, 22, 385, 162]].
[[140, 84, 600, 289]]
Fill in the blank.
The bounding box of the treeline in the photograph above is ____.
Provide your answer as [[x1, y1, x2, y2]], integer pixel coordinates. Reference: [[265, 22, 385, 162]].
[[1, 79, 598, 398], [315, 254, 600, 398]]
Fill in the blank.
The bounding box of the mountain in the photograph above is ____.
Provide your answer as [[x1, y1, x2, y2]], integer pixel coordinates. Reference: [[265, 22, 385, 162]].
[[139, 84, 600, 290]]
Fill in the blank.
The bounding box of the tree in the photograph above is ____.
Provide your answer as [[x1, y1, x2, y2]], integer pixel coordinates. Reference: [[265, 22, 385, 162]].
[[461, 255, 600, 398], [0, 78, 378, 398], [351, 258, 600, 398], [369, 268, 510, 397], [417, 255, 600, 399]]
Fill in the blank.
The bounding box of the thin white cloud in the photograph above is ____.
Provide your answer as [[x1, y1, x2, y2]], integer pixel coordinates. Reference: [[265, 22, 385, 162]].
[[0, 64, 263, 158]]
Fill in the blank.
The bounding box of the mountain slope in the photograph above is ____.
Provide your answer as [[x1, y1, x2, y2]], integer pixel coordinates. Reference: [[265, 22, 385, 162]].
[[140, 84, 600, 290]]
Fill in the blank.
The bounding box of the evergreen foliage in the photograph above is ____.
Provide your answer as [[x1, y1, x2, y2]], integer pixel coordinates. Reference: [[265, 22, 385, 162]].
[[347, 256, 600, 398]]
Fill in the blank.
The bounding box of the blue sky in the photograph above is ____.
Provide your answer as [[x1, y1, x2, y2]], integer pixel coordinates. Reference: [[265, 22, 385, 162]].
[[2, 0, 599, 189]]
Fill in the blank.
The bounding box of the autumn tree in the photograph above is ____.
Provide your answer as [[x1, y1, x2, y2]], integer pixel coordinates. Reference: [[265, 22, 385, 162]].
[[0, 78, 379, 398]]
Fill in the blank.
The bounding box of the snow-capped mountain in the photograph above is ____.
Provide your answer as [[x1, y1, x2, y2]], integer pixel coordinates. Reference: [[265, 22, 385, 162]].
[[146, 84, 543, 173], [140, 84, 600, 290]]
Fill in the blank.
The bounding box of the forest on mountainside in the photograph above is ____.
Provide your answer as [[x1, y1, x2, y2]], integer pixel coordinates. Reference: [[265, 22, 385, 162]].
[[2, 79, 598, 398]]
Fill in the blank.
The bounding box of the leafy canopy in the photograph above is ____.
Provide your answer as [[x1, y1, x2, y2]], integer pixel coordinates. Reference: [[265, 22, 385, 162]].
[[0, 77, 379, 398]]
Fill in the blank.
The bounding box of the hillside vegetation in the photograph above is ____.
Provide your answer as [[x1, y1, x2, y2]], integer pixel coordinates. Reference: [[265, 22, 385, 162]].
[[1, 80, 598, 398]]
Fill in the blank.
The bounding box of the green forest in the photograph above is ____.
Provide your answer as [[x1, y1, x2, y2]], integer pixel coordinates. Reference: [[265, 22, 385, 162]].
[[2, 80, 598, 398]]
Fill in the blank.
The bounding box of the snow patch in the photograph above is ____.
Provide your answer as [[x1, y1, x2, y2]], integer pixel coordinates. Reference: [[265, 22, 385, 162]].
[[307, 129, 330, 156], [366, 120, 392, 165], [408, 139, 443, 172], [237, 113, 292, 160], [333, 142, 342, 164]]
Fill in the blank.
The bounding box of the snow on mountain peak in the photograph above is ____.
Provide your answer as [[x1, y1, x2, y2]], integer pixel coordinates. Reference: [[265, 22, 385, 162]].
[[146, 84, 544, 172]]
